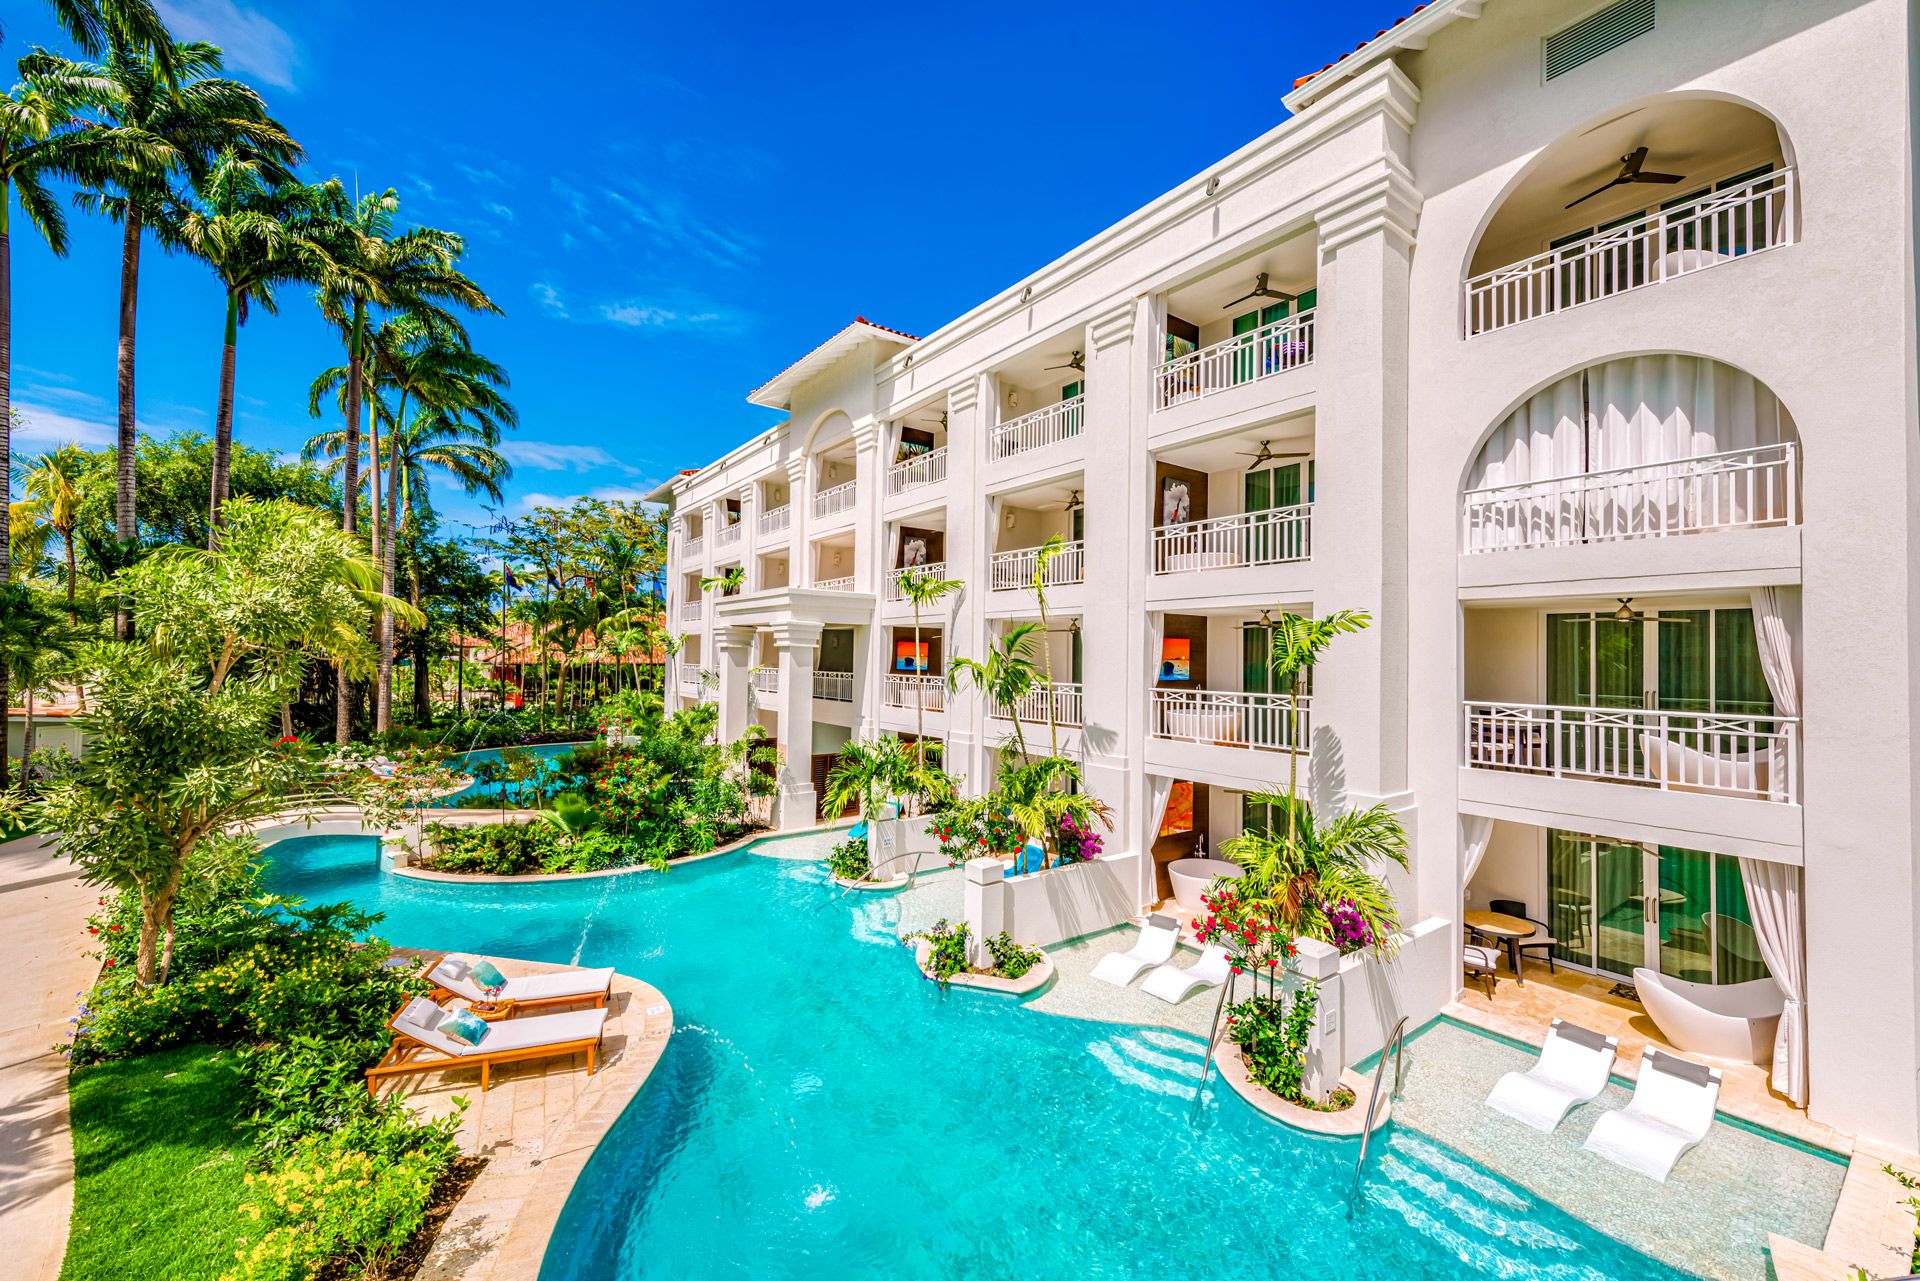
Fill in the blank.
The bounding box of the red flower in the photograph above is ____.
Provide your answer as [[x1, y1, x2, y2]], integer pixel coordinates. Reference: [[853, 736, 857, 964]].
[[276, 735, 299, 745], [103, 959, 115, 969], [86, 927, 98, 935]]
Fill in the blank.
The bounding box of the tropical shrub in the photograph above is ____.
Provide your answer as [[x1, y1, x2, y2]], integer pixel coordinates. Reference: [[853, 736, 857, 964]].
[[928, 800, 1024, 866], [984, 931, 1043, 979], [1055, 813, 1103, 865], [825, 837, 871, 882], [1224, 985, 1346, 1108], [906, 920, 971, 988]]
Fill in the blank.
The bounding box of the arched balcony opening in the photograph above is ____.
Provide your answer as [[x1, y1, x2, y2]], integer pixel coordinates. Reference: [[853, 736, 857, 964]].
[[1464, 96, 1795, 336]]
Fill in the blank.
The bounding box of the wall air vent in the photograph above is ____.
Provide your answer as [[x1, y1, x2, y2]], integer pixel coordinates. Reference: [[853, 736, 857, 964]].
[[1544, 0, 1655, 81]]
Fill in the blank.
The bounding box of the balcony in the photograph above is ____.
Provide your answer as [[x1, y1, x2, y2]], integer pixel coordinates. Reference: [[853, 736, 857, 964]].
[[682, 534, 704, 561], [815, 575, 856, 592], [677, 674, 702, 698], [679, 601, 702, 624], [716, 522, 742, 549], [1461, 446, 1795, 554], [1151, 689, 1307, 753], [992, 680, 1084, 730], [990, 541, 1084, 592], [1461, 701, 1797, 803], [888, 446, 947, 495], [813, 479, 857, 520], [992, 395, 1083, 461], [752, 666, 779, 695], [884, 673, 945, 712], [1153, 506, 1311, 574], [885, 562, 948, 601], [759, 504, 791, 537], [1155, 312, 1315, 411], [813, 670, 853, 702], [1464, 168, 1795, 337]]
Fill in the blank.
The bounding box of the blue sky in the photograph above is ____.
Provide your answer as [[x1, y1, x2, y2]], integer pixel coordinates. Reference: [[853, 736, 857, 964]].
[[8, 0, 1408, 532]]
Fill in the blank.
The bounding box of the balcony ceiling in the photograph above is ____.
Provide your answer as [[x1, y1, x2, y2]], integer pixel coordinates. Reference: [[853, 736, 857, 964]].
[[992, 473, 1084, 509], [1474, 99, 1785, 272], [1156, 414, 1315, 473], [1164, 235, 1316, 319]]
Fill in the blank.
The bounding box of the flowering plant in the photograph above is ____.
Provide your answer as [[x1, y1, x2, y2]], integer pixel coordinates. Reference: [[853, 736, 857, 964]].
[[1192, 885, 1296, 987], [1325, 899, 1374, 954], [1054, 813, 1103, 865], [927, 803, 1023, 866]]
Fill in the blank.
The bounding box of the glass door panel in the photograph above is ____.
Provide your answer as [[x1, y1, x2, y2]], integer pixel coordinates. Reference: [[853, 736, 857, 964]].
[[1657, 610, 1712, 713], [1593, 840, 1646, 977], [1656, 846, 1713, 981], [1712, 858, 1769, 983], [1547, 831, 1594, 968]]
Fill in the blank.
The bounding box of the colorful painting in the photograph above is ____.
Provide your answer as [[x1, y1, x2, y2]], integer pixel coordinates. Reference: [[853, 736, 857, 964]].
[[1159, 637, 1191, 682], [894, 640, 929, 673], [1159, 781, 1194, 836]]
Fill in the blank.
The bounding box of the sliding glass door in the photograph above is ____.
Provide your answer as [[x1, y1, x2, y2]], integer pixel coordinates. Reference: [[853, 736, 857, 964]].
[[1548, 830, 1771, 985]]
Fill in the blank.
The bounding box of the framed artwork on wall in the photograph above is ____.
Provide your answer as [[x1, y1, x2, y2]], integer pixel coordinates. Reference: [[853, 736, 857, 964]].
[[1161, 477, 1192, 525], [895, 640, 929, 673], [1159, 637, 1191, 682]]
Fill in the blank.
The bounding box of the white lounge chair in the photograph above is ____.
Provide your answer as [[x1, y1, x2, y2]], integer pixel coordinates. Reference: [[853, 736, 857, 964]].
[[1141, 942, 1233, 1004], [1089, 915, 1181, 987], [427, 953, 615, 1012], [367, 996, 609, 1094], [1485, 1019, 1619, 1133], [1583, 1048, 1723, 1182]]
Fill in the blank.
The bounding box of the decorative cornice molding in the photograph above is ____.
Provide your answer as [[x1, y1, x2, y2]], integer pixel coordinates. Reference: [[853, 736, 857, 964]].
[[947, 380, 980, 415], [770, 619, 825, 651], [851, 416, 882, 452], [1316, 160, 1422, 257], [715, 626, 757, 654], [1088, 302, 1135, 351]]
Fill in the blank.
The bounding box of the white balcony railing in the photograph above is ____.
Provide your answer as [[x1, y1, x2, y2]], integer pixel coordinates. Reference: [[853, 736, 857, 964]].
[[1461, 701, 1798, 803], [678, 675, 702, 699], [813, 670, 854, 702], [715, 521, 742, 549], [1153, 506, 1313, 574], [992, 394, 1084, 460], [886, 562, 949, 601], [813, 479, 857, 519], [1156, 312, 1316, 410], [990, 540, 1085, 591], [758, 504, 791, 537], [679, 601, 701, 624], [682, 535, 704, 561], [994, 680, 1084, 729], [1152, 689, 1308, 752], [752, 666, 779, 694], [1464, 168, 1796, 337], [815, 575, 856, 592], [1461, 444, 1797, 553], [888, 447, 948, 494], [885, 673, 946, 712]]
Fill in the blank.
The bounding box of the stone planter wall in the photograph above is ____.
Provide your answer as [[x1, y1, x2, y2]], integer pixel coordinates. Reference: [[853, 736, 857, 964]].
[[962, 851, 1145, 956]]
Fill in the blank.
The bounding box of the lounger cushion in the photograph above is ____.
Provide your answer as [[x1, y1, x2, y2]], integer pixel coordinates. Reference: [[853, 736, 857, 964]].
[[468, 960, 509, 993], [440, 1008, 491, 1046]]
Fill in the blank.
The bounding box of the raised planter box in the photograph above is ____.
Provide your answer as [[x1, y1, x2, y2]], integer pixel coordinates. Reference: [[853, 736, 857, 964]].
[[833, 871, 911, 892], [1002, 850, 1144, 947], [1215, 1045, 1388, 1137], [910, 940, 1054, 996]]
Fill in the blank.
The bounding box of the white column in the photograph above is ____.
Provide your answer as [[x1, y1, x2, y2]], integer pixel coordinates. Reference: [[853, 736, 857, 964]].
[[850, 416, 883, 595], [1080, 300, 1139, 856], [786, 457, 811, 586], [946, 374, 989, 792], [716, 625, 755, 743], [964, 856, 1007, 967], [739, 490, 758, 588], [773, 619, 823, 829]]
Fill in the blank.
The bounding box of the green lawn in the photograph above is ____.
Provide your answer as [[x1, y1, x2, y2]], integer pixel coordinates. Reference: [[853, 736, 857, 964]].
[[61, 1045, 257, 1281]]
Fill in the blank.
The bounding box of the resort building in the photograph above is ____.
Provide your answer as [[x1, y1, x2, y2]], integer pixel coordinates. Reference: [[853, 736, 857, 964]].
[[650, 0, 1920, 1152]]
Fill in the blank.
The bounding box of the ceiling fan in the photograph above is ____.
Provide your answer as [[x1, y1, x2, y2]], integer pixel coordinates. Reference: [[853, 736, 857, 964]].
[[1611, 598, 1692, 624], [1238, 440, 1311, 467], [1058, 488, 1084, 512], [1566, 146, 1685, 208], [1222, 272, 1296, 310], [1046, 350, 1085, 373]]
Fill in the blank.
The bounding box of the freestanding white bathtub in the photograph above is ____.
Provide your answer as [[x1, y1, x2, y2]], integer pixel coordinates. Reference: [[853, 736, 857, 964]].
[[1168, 858, 1242, 913], [1633, 967, 1783, 1064]]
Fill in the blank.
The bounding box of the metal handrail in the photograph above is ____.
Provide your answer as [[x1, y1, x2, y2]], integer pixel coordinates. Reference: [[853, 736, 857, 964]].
[[1348, 1015, 1410, 1215], [1189, 968, 1239, 1124]]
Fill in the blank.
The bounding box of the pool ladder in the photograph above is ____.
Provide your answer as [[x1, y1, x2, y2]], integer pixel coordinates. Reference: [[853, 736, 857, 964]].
[[1347, 1015, 1410, 1217]]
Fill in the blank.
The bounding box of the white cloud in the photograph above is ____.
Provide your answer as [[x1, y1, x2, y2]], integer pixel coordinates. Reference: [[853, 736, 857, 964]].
[[481, 199, 515, 223], [155, 0, 299, 90], [530, 281, 568, 319], [515, 483, 660, 512], [499, 441, 639, 475], [11, 401, 117, 449], [598, 300, 737, 332]]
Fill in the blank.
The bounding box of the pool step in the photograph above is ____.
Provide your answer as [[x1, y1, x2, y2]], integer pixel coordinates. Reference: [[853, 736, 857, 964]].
[[1083, 1029, 1209, 1099]]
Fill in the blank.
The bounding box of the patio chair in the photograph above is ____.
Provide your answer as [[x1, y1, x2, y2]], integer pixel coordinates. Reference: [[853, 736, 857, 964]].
[[1486, 899, 1558, 975], [366, 996, 609, 1095], [426, 954, 615, 1014], [1485, 1019, 1619, 1132], [1582, 1048, 1723, 1182], [1140, 942, 1233, 1004], [1089, 915, 1181, 987], [1463, 941, 1500, 997]]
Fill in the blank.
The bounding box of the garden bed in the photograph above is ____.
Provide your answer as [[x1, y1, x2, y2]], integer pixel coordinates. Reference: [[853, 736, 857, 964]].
[[832, 870, 911, 892], [910, 939, 1055, 996], [1214, 1046, 1385, 1136]]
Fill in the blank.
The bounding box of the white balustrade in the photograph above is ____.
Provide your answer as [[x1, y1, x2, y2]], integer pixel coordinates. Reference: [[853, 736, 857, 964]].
[[813, 670, 854, 702], [758, 504, 791, 537], [1153, 506, 1312, 574], [1152, 689, 1308, 752], [752, 666, 780, 695], [991, 394, 1084, 460], [1461, 701, 1798, 803], [1156, 312, 1316, 410], [815, 575, 856, 592], [886, 562, 949, 601], [994, 681, 1084, 729], [682, 534, 704, 560], [678, 675, 702, 698], [1464, 168, 1795, 336], [990, 540, 1084, 591], [885, 673, 946, 712], [715, 521, 742, 548], [813, 479, 857, 519], [1461, 445, 1797, 553], [888, 446, 948, 494], [679, 601, 701, 624]]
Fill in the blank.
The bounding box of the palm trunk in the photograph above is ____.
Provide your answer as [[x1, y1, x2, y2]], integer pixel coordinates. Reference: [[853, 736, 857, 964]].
[[375, 399, 406, 734], [2, 206, 14, 786], [912, 606, 925, 764], [20, 688, 34, 787], [207, 291, 239, 548], [114, 209, 140, 641], [410, 566, 430, 726], [63, 531, 76, 621], [1036, 591, 1059, 758], [342, 300, 363, 536]]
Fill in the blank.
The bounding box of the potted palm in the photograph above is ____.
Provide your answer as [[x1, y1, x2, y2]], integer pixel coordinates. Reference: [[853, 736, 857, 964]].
[[820, 736, 950, 889]]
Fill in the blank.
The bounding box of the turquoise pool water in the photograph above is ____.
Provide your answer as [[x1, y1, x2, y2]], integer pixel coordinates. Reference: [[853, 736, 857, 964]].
[[436, 741, 583, 804], [261, 833, 1695, 1281]]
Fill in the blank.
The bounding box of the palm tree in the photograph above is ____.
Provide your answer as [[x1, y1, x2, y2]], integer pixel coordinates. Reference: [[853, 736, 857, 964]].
[[63, 38, 296, 607], [995, 752, 1113, 869], [160, 150, 340, 542], [699, 567, 744, 596], [1264, 609, 1371, 848], [1220, 789, 1407, 954], [1026, 533, 1067, 756], [819, 736, 947, 877], [17, 0, 175, 78], [18, 443, 92, 619], [947, 622, 1041, 758], [895, 566, 962, 762], [0, 582, 84, 790]]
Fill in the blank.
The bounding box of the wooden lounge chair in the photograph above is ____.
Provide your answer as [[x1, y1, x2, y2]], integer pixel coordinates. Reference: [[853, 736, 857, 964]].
[[366, 997, 608, 1096], [424, 953, 614, 1014]]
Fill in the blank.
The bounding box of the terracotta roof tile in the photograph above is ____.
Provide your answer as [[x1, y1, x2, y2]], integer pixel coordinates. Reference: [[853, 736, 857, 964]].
[[1292, 2, 1433, 89]]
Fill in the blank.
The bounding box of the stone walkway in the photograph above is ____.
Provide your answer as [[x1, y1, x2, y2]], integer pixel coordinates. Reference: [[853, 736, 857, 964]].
[[0, 832, 100, 1281]]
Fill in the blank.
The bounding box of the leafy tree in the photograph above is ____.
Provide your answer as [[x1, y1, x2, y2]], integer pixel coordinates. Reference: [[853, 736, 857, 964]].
[[993, 751, 1112, 869], [74, 430, 334, 550], [14, 0, 176, 78], [1220, 792, 1408, 954], [18, 441, 93, 618], [895, 566, 962, 762], [0, 581, 84, 788], [947, 622, 1041, 757]]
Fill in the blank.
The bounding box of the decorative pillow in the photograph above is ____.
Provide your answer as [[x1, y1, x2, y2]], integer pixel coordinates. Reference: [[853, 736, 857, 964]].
[[401, 997, 445, 1031], [468, 960, 509, 994], [440, 1008, 491, 1047]]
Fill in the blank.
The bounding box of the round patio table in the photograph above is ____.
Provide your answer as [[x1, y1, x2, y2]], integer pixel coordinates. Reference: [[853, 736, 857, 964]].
[[1465, 909, 1538, 986]]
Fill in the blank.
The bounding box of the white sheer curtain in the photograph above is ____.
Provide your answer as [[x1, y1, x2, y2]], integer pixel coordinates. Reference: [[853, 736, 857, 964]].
[[1145, 775, 1174, 854], [1749, 586, 1799, 800], [1739, 857, 1807, 1105], [1461, 815, 1495, 888]]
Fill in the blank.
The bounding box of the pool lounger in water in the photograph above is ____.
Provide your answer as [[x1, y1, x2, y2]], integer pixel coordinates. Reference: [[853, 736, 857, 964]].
[[1484, 1019, 1618, 1133], [1089, 915, 1181, 988], [1583, 1048, 1723, 1183]]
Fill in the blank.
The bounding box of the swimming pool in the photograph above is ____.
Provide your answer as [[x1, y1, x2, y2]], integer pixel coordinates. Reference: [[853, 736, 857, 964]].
[[435, 741, 584, 805], [262, 832, 1695, 1281]]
